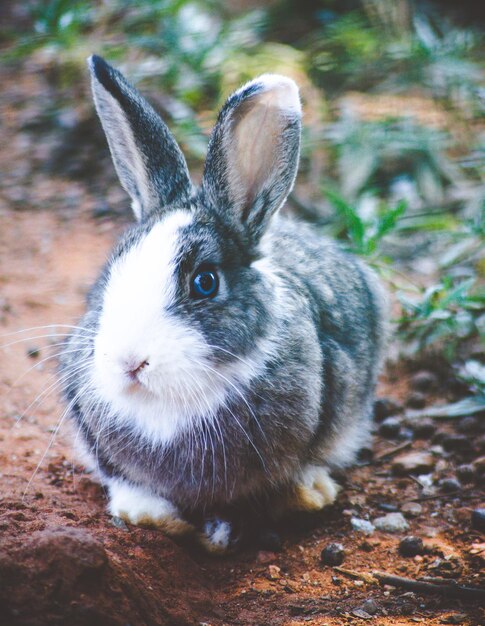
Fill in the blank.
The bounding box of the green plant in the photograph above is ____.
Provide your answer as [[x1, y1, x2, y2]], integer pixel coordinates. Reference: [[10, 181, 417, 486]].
[[397, 277, 484, 362], [323, 189, 406, 257]]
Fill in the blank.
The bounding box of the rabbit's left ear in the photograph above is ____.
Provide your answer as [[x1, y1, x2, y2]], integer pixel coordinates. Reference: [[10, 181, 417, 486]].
[[202, 75, 301, 247]]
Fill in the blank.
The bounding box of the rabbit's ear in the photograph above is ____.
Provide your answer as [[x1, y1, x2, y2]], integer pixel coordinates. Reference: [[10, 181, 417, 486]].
[[88, 55, 192, 221], [202, 75, 301, 246]]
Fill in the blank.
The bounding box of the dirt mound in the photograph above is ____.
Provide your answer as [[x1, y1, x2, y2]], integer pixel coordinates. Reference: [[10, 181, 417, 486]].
[[0, 524, 212, 626]]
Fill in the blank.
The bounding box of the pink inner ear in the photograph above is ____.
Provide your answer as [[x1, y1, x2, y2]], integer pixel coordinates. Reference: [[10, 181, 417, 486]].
[[230, 85, 296, 210]]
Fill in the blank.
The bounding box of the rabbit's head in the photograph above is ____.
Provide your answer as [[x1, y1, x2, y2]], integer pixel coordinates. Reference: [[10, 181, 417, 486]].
[[87, 56, 301, 443]]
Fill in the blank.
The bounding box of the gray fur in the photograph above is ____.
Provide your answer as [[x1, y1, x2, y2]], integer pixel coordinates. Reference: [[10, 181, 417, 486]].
[[60, 58, 387, 527]]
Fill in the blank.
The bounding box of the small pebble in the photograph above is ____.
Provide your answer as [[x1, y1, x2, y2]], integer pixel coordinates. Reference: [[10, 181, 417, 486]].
[[398, 536, 424, 557], [456, 464, 475, 483], [411, 418, 436, 440], [360, 598, 379, 615], [471, 508, 485, 532], [373, 398, 403, 422], [378, 417, 401, 438], [410, 370, 438, 392], [26, 346, 40, 359], [351, 517, 375, 535], [268, 564, 281, 580], [392, 451, 436, 476], [373, 512, 409, 533], [377, 502, 398, 513], [110, 516, 128, 531], [442, 434, 472, 453], [320, 542, 345, 566], [439, 478, 461, 493], [401, 502, 422, 518], [406, 391, 426, 409]]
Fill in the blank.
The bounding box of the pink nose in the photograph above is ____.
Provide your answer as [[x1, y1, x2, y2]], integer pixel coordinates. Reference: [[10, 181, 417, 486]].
[[125, 358, 149, 382]]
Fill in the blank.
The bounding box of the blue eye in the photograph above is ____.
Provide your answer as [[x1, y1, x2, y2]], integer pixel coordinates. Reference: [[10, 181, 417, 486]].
[[191, 267, 219, 299]]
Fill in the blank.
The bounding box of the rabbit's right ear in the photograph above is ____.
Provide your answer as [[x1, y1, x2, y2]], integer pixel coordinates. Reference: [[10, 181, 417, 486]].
[[88, 55, 192, 221]]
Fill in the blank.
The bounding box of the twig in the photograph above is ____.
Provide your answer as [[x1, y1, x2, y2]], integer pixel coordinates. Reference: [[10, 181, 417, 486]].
[[409, 487, 475, 502], [373, 441, 412, 461], [334, 567, 485, 602], [333, 567, 377, 585], [372, 571, 485, 602]]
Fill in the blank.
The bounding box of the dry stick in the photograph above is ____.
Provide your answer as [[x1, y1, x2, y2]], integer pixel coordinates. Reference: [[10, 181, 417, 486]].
[[333, 567, 377, 585], [334, 567, 485, 603], [372, 571, 485, 603], [410, 487, 475, 502], [373, 441, 412, 461]]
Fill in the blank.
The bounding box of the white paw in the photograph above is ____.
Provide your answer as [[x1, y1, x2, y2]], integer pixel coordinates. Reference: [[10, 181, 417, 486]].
[[108, 479, 193, 536], [290, 465, 340, 512], [198, 519, 235, 555]]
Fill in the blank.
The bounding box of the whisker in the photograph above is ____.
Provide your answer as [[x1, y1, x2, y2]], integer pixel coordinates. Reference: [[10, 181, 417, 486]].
[[22, 381, 93, 497], [14, 358, 94, 427], [193, 357, 268, 444], [11, 345, 93, 388], [0, 333, 91, 351], [192, 358, 267, 471], [0, 324, 97, 340], [206, 343, 259, 374]]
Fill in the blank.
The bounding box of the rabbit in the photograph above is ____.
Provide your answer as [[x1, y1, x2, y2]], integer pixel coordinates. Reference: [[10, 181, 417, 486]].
[[59, 55, 388, 553]]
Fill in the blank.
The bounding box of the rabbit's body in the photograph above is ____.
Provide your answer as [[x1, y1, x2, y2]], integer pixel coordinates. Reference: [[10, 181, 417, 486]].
[[60, 56, 387, 551]]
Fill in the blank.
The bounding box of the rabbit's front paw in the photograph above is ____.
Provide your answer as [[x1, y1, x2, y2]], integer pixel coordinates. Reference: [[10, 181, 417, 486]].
[[197, 518, 240, 555], [108, 479, 193, 535], [290, 465, 340, 511]]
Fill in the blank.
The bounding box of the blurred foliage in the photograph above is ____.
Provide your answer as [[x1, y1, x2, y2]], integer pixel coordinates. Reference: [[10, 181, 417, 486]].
[[323, 189, 407, 257], [2, 0, 484, 394], [397, 278, 484, 361]]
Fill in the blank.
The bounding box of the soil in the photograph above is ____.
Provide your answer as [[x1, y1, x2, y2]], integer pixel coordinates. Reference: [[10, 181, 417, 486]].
[[0, 61, 484, 626]]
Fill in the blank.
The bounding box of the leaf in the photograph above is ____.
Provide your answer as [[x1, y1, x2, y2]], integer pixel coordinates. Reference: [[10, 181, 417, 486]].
[[405, 396, 485, 420], [324, 189, 365, 250], [375, 200, 407, 240]]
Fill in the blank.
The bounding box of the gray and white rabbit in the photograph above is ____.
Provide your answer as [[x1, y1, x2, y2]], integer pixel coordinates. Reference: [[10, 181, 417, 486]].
[[60, 55, 387, 553]]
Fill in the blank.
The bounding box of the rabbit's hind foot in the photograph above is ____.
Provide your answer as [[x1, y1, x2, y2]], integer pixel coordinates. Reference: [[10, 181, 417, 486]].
[[289, 465, 340, 511]]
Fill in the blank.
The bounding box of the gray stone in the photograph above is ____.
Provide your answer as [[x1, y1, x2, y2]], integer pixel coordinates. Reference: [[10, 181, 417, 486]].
[[373, 512, 410, 533], [350, 517, 375, 535], [360, 599, 379, 615], [401, 502, 422, 518]]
